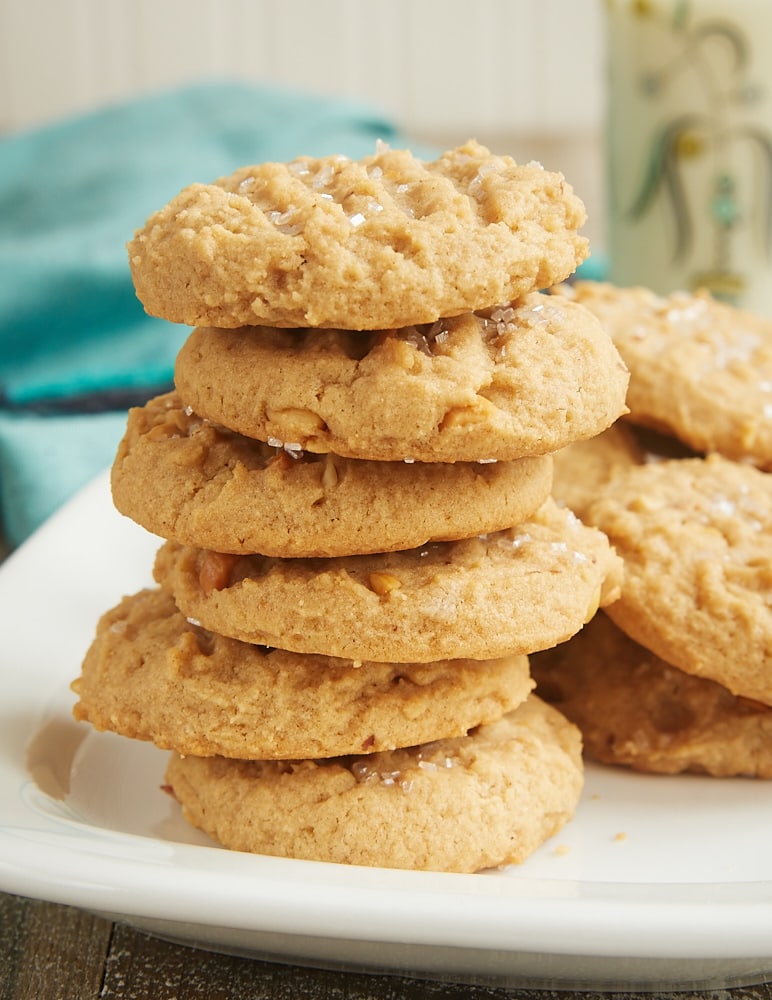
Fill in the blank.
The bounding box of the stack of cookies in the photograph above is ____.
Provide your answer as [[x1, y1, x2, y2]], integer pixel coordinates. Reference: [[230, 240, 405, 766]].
[[534, 282, 772, 779], [72, 142, 630, 872]]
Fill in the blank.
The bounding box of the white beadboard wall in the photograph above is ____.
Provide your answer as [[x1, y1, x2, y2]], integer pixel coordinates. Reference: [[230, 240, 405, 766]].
[[0, 0, 606, 242]]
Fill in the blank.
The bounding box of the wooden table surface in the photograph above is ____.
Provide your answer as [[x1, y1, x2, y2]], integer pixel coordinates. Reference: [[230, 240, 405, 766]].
[[2, 890, 770, 1000]]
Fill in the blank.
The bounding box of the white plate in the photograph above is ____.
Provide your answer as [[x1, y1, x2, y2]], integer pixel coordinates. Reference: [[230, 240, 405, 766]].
[[1, 471, 771, 991]]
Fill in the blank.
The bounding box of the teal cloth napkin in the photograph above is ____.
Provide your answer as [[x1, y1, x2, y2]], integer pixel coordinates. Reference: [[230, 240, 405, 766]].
[[0, 80, 414, 547]]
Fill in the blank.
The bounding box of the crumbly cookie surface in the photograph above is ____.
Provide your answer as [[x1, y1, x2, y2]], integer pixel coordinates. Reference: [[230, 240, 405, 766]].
[[73, 589, 533, 759], [164, 696, 584, 872], [153, 498, 623, 663], [128, 141, 589, 330], [582, 455, 772, 704], [174, 293, 629, 463], [532, 612, 772, 778], [555, 281, 772, 469], [111, 392, 553, 556]]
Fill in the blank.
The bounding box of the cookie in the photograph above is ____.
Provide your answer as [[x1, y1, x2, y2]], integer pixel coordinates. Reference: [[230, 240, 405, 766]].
[[532, 612, 772, 778], [554, 281, 772, 469], [128, 141, 589, 331], [73, 589, 533, 759], [164, 695, 583, 872], [153, 498, 624, 663], [582, 454, 772, 705], [110, 392, 553, 557], [551, 421, 644, 519], [173, 294, 629, 464]]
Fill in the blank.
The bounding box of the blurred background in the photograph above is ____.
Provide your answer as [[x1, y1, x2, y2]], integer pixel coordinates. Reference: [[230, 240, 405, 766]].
[[0, 0, 606, 247]]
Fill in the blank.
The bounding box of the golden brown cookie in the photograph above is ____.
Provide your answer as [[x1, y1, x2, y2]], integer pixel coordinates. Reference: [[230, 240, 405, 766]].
[[110, 392, 553, 556], [551, 421, 644, 519], [582, 454, 772, 705], [73, 589, 533, 759], [128, 141, 589, 330], [554, 281, 772, 469], [532, 612, 772, 778], [173, 294, 629, 464], [164, 695, 584, 872], [153, 498, 623, 663]]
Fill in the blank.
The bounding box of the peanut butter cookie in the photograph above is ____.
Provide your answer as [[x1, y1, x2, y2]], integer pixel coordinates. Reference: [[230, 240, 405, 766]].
[[173, 294, 629, 463], [111, 392, 553, 556], [582, 454, 772, 705], [554, 281, 772, 469], [532, 612, 772, 778], [164, 695, 583, 872], [128, 141, 589, 330], [73, 589, 533, 759], [153, 498, 623, 663]]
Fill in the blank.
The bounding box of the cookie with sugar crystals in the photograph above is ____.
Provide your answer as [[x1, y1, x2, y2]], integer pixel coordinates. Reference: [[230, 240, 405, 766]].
[[532, 612, 772, 778], [173, 293, 629, 464], [111, 392, 553, 557], [153, 498, 623, 663], [73, 589, 533, 759], [128, 140, 589, 330], [553, 281, 772, 469], [582, 454, 772, 705], [164, 695, 583, 872]]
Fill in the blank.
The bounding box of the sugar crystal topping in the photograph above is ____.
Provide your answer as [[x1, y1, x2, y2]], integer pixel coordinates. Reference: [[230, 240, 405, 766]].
[[266, 207, 303, 236], [348, 739, 456, 794], [267, 436, 303, 459]]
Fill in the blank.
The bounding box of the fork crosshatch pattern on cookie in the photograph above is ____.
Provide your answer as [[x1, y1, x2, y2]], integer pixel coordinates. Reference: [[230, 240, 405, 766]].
[[128, 141, 590, 330]]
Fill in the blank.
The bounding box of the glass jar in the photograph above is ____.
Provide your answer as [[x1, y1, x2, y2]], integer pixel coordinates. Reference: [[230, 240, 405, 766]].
[[606, 0, 772, 315]]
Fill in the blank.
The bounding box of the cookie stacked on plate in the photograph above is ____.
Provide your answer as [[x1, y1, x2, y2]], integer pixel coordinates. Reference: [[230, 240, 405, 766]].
[[534, 283, 772, 779], [73, 141, 629, 872]]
